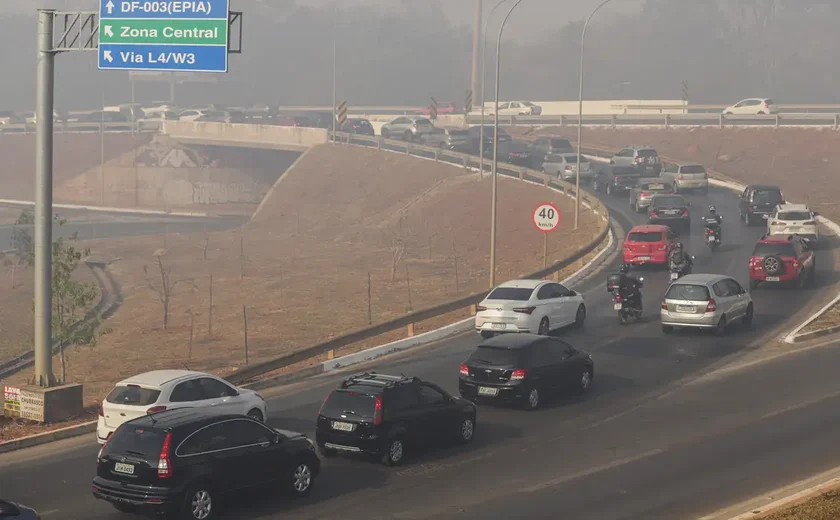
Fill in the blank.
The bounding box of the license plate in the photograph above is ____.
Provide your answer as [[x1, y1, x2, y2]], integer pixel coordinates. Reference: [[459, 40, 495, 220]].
[[492, 323, 506, 330], [614, 303, 623, 310], [666, 210, 679, 215], [113, 462, 135, 475], [650, 184, 664, 190], [708, 235, 716, 242], [331, 421, 355, 432], [676, 305, 695, 313], [636, 256, 650, 261], [766, 276, 780, 282], [478, 387, 499, 396]]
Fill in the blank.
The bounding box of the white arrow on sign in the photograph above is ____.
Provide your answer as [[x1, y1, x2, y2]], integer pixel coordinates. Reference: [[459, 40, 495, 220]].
[[103, 50, 113, 63], [104, 25, 114, 37], [532, 202, 562, 233], [105, 0, 114, 14]]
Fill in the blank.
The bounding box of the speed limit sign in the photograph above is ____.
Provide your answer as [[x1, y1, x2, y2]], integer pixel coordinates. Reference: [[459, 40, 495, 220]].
[[533, 202, 561, 232]]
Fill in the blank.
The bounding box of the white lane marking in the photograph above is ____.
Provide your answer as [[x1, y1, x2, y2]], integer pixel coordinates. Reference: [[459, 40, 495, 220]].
[[519, 449, 665, 493], [759, 388, 840, 421]]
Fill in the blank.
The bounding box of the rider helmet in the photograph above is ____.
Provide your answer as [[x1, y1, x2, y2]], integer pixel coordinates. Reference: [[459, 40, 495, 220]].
[[708, 205, 717, 214], [619, 263, 630, 274]]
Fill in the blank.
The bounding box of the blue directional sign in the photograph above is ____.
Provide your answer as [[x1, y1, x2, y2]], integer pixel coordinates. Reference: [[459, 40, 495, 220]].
[[98, 0, 230, 73]]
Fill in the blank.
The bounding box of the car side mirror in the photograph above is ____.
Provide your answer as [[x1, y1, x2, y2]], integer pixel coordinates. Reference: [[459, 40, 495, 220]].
[[814, 211, 820, 217], [271, 434, 282, 444], [762, 214, 769, 220]]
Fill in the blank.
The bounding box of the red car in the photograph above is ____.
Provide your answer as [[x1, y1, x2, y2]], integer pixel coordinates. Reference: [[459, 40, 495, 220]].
[[622, 224, 677, 267], [749, 235, 816, 289], [416, 102, 460, 116]]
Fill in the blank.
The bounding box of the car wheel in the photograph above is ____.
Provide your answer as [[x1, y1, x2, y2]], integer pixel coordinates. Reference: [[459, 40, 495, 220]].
[[757, 111, 766, 115], [457, 415, 476, 444], [749, 279, 759, 290], [381, 128, 389, 139], [661, 325, 674, 334], [521, 387, 540, 410], [579, 368, 593, 392], [287, 460, 315, 498], [382, 437, 405, 466], [182, 485, 215, 520], [246, 409, 264, 422], [574, 304, 586, 327], [538, 317, 550, 336], [714, 316, 727, 336], [480, 330, 494, 339], [743, 304, 754, 328]]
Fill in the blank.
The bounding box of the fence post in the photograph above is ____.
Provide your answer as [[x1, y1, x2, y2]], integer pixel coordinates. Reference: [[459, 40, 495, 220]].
[[719, 114, 724, 129], [611, 115, 617, 129], [559, 115, 564, 126], [664, 114, 670, 130], [242, 305, 249, 364], [469, 304, 477, 316], [407, 322, 415, 337], [835, 114, 838, 130], [327, 349, 335, 360], [775, 114, 780, 128]]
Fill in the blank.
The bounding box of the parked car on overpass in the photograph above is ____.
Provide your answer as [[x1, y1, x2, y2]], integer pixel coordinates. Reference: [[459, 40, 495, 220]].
[[490, 101, 542, 116], [722, 98, 778, 115]]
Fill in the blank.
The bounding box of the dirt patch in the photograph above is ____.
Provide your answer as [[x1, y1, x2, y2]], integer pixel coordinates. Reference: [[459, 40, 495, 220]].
[[801, 301, 840, 334], [0, 407, 98, 443], [1, 144, 604, 418], [759, 489, 840, 520]]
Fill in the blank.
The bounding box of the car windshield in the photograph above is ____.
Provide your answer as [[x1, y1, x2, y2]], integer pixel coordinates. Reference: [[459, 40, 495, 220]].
[[752, 242, 796, 256], [320, 390, 377, 420], [627, 231, 664, 242], [753, 189, 783, 204], [637, 149, 658, 158], [680, 165, 706, 174], [486, 287, 534, 301], [666, 284, 711, 302], [652, 196, 685, 206], [468, 347, 522, 366], [105, 385, 161, 406], [106, 426, 165, 457], [777, 211, 811, 221]]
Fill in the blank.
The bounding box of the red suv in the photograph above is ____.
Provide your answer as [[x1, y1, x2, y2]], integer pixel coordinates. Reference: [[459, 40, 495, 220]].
[[622, 224, 676, 267], [748, 236, 816, 289]]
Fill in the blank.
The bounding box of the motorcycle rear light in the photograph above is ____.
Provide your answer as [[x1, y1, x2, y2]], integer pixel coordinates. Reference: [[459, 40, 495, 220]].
[[682, 210, 689, 216], [476, 305, 487, 312], [460, 364, 469, 377], [705, 299, 717, 312], [146, 406, 167, 414], [511, 369, 527, 380], [649, 211, 656, 218], [373, 395, 383, 425], [513, 306, 536, 314]]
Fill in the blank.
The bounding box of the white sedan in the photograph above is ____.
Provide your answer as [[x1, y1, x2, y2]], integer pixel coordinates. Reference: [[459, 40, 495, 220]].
[[96, 369, 266, 444], [475, 279, 586, 337], [722, 98, 778, 115], [765, 203, 819, 242]]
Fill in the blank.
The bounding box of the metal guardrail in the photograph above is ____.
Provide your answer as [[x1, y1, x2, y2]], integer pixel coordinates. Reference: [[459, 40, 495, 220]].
[[464, 113, 840, 128], [0, 121, 161, 134], [226, 132, 610, 385]]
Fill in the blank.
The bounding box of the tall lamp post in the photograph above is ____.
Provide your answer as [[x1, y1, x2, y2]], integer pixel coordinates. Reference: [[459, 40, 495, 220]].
[[479, 0, 512, 178], [331, 6, 337, 143], [489, 0, 525, 288], [575, 0, 616, 229]]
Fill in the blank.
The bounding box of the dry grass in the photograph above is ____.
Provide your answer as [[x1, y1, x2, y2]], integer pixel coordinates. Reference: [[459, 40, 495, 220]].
[[760, 490, 840, 520], [801, 302, 840, 333], [1, 144, 603, 415]]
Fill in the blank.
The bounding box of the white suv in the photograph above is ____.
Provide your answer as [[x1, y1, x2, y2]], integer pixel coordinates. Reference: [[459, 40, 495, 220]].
[[96, 370, 266, 444], [766, 203, 819, 243]]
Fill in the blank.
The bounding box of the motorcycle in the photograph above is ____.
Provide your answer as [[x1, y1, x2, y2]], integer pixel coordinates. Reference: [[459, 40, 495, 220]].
[[705, 226, 720, 251], [608, 277, 644, 325], [669, 255, 695, 281]]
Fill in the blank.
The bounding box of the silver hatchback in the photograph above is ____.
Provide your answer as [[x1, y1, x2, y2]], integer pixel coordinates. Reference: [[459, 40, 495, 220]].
[[380, 116, 434, 141], [660, 274, 754, 336]]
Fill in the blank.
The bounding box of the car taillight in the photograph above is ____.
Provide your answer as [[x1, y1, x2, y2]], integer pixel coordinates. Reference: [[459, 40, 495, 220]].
[[705, 299, 717, 313], [565, 165, 572, 170], [770, 221, 780, 226], [373, 395, 383, 425], [513, 306, 536, 314], [661, 301, 667, 310], [147, 405, 167, 414], [614, 294, 622, 302], [649, 210, 656, 218], [615, 176, 622, 182], [318, 393, 330, 415], [635, 156, 643, 163], [476, 305, 487, 312], [793, 260, 799, 269], [640, 191, 651, 197], [157, 432, 172, 478], [764, 101, 770, 107], [658, 243, 668, 250], [510, 369, 527, 380], [678, 175, 684, 180], [682, 210, 689, 216], [98, 405, 104, 417], [460, 364, 469, 377]]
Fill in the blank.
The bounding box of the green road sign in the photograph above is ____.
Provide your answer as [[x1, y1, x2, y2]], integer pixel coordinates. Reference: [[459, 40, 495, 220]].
[[99, 19, 228, 46]]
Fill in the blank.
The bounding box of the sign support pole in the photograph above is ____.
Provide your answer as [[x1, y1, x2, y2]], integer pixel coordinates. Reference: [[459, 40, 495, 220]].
[[543, 232, 548, 269], [33, 9, 57, 387]]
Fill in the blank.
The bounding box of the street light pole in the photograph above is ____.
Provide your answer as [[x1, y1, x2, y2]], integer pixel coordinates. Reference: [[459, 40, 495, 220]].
[[331, 6, 337, 143], [489, 0, 524, 288], [479, 0, 511, 179], [575, 0, 615, 229]]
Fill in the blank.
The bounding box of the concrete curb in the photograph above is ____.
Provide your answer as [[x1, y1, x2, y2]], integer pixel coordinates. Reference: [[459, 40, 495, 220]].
[[0, 421, 96, 454], [0, 198, 214, 218], [724, 476, 840, 519]]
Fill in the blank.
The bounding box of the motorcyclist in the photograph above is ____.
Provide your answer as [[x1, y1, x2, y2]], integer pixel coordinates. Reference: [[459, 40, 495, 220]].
[[669, 241, 693, 275], [703, 205, 723, 243], [608, 263, 643, 310]]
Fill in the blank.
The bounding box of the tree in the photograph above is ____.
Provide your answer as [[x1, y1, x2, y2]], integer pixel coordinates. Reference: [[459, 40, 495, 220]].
[[144, 248, 194, 330], [11, 209, 35, 267], [50, 216, 100, 383]]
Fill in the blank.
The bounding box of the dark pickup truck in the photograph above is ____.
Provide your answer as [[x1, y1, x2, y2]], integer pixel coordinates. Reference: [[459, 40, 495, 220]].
[[592, 166, 642, 196]]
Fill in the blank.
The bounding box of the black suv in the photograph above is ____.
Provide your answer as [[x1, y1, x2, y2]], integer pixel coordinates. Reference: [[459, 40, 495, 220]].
[[315, 372, 477, 466], [739, 184, 785, 225], [459, 334, 594, 410], [592, 165, 641, 196], [92, 409, 320, 519], [647, 194, 691, 233]]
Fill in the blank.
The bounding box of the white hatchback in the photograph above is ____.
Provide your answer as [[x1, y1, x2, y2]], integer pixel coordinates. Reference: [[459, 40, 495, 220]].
[[475, 279, 586, 337], [96, 369, 266, 444], [765, 203, 819, 243]]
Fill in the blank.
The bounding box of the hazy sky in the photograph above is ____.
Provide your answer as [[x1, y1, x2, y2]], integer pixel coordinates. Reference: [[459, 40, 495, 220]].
[[3, 0, 642, 42]]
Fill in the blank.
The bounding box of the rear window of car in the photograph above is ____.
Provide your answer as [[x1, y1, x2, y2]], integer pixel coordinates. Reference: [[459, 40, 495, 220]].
[[651, 196, 685, 207], [752, 189, 783, 203], [486, 287, 534, 301], [777, 211, 812, 221], [106, 426, 166, 457], [320, 390, 377, 420], [666, 284, 711, 301], [679, 165, 706, 174], [468, 346, 523, 366], [561, 154, 588, 163], [522, 102, 535, 106], [106, 385, 161, 406], [627, 231, 664, 242], [637, 149, 658, 157], [752, 242, 796, 257], [550, 139, 572, 148], [414, 118, 432, 125]]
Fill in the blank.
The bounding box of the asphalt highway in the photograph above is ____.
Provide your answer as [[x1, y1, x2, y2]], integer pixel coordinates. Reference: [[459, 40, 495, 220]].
[[1, 186, 837, 519]]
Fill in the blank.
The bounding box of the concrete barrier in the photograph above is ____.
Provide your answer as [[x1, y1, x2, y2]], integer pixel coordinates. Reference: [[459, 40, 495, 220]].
[[162, 121, 328, 150]]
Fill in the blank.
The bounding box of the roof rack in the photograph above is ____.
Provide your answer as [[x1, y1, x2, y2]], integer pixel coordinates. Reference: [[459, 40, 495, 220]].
[[340, 371, 419, 389]]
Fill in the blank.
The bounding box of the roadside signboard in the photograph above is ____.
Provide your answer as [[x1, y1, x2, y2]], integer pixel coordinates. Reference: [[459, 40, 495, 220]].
[[533, 202, 561, 232], [98, 0, 230, 73]]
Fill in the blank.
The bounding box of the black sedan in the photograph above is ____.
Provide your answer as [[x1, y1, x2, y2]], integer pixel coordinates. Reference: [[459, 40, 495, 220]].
[[647, 194, 691, 233], [503, 141, 536, 167], [459, 334, 594, 410]]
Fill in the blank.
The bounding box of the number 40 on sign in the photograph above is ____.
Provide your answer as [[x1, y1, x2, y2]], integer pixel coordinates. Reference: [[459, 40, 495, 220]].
[[533, 203, 561, 232]]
